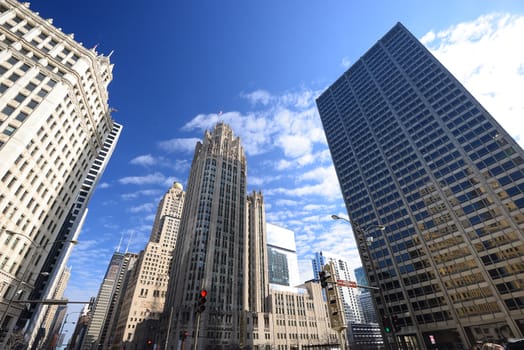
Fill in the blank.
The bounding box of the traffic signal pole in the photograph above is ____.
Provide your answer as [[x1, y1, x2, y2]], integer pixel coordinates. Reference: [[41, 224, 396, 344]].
[[192, 311, 202, 350], [192, 288, 207, 350]]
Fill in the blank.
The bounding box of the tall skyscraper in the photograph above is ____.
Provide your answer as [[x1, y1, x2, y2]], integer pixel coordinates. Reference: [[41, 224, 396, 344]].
[[266, 223, 301, 287], [111, 182, 185, 349], [80, 252, 138, 350], [0, 1, 121, 347], [164, 123, 248, 349], [317, 22, 524, 348]]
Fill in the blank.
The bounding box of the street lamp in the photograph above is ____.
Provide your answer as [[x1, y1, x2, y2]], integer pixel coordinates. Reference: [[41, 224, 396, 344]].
[[330, 215, 396, 350], [53, 311, 81, 350], [0, 229, 77, 345]]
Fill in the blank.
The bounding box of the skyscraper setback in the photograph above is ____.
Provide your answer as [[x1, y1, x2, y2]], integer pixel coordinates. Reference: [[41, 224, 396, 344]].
[[317, 22, 524, 348]]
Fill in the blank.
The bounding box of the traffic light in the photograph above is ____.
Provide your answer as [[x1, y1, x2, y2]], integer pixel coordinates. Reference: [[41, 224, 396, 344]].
[[382, 315, 392, 333], [319, 271, 327, 288], [392, 315, 401, 332], [197, 289, 207, 313], [319, 267, 332, 288]]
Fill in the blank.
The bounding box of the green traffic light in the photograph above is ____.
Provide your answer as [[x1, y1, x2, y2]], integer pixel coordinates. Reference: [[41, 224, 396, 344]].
[[385, 326, 391, 333]]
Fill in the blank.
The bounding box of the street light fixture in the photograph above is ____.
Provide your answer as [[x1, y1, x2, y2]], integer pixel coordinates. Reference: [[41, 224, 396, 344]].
[[0, 229, 78, 344], [53, 311, 82, 350], [330, 215, 396, 350]]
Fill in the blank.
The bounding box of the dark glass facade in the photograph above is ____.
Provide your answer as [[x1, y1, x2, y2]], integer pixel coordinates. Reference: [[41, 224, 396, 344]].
[[268, 247, 290, 286], [317, 22, 524, 348]]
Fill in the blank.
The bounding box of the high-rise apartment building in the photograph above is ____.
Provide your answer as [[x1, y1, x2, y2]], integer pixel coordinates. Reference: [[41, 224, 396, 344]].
[[163, 123, 248, 349], [312, 251, 363, 324], [111, 182, 185, 349], [0, 1, 121, 348], [317, 22, 524, 348], [267, 223, 301, 287], [80, 252, 138, 350]]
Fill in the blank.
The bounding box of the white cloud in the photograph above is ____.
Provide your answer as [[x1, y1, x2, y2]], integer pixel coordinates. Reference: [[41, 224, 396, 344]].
[[118, 172, 175, 187], [181, 89, 325, 160], [130, 154, 157, 166], [129, 203, 155, 213], [423, 13, 524, 147], [121, 189, 162, 200], [248, 175, 282, 187], [242, 89, 272, 106], [275, 159, 293, 170], [341, 56, 351, 68], [267, 165, 341, 201], [98, 182, 110, 189], [275, 199, 300, 207], [157, 138, 200, 153], [276, 134, 312, 158]]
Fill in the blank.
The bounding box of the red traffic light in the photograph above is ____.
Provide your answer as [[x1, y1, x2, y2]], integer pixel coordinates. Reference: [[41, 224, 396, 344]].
[[200, 289, 208, 297]]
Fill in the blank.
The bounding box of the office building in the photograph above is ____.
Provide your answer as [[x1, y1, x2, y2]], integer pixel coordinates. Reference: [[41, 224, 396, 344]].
[[354, 266, 379, 325], [317, 22, 524, 348], [268, 282, 339, 349], [111, 182, 185, 349], [354, 266, 367, 288], [0, 0, 121, 347], [162, 123, 249, 349], [359, 291, 377, 324], [267, 223, 301, 287], [80, 252, 138, 350]]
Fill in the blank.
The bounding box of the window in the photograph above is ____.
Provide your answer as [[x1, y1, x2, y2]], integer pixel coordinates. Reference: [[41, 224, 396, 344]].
[[15, 112, 28, 122], [27, 100, 38, 109], [8, 73, 20, 82], [2, 105, 15, 115], [25, 82, 37, 91], [3, 125, 16, 136], [14, 93, 26, 103]]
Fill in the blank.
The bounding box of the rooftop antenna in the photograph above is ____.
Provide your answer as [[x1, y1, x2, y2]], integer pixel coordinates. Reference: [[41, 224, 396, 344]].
[[116, 233, 124, 252], [125, 231, 134, 254]]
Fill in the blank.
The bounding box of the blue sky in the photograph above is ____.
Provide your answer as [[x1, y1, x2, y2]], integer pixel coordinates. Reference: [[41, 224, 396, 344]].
[[27, 0, 524, 337]]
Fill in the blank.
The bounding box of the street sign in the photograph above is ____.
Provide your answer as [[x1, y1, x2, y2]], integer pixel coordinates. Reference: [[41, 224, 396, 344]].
[[337, 280, 358, 288]]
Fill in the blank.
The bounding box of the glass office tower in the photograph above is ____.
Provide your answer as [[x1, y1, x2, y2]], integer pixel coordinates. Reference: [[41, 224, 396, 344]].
[[317, 22, 524, 349]]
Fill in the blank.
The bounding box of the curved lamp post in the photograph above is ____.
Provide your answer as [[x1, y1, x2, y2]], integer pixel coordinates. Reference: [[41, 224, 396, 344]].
[[0, 229, 77, 344], [330, 215, 397, 350], [53, 311, 81, 350]]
